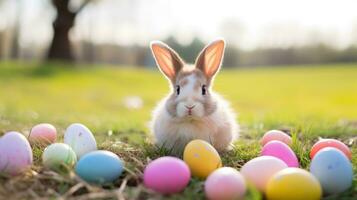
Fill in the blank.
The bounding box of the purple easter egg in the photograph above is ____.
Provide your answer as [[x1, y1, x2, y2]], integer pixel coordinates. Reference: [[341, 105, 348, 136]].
[[0, 131, 33, 175], [261, 141, 299, 167], [143, 156, 191, 194]]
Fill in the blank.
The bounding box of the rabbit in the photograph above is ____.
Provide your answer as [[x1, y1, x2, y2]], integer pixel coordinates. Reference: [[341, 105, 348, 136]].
[[149, 39, 239, 155]]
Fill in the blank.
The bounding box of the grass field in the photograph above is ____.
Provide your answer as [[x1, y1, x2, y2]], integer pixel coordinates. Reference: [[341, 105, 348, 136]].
[[0, 61, 356, 199]]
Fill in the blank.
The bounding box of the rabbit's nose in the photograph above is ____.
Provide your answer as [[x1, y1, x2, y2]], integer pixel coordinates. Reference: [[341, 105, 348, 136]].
[[185, 105, 196, 110]]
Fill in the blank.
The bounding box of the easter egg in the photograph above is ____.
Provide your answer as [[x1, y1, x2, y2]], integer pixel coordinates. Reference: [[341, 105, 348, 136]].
[[205, 167, 246, 200], [76, 150, 124, 184], [261, 130, 292, 146], [64, 123, 97, 158], [0, 132, 33, 175], [42, 143, 77, 170], [266, 168, 322, 200], [183, 140, 222, 179], [240, 156, 288, 192], [143, 156, 190, 194], [310, 147, 353, 195], [310, 138, 351, 160], [29, 123, 57, 144], [261, 141, 299, 167]]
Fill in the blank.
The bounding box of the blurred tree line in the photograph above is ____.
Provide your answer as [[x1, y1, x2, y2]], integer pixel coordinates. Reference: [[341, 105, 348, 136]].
[[2, 31, 357, 67], [160, 37, 357, 67], [1, 0, 357, 67]]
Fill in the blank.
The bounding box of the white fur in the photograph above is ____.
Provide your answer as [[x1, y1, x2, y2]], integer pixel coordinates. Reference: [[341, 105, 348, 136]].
[[150, 91, 239, 154], [176, 74, 205, 118], [149, 39, 238, 154]]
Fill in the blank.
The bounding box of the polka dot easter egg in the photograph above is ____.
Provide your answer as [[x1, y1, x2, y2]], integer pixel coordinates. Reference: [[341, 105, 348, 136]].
[[64, 123, 97, 158], [183, 140, 222, 179], [310, 147, 353, 195]]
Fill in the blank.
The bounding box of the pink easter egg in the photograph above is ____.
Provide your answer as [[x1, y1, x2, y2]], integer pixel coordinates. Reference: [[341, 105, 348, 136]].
[[29, 123, 57, 144], [241, 156, 288, 192], [261, 141, 299, 167], [0, 132, 33, 175], [261, 130, 292, 146], [205, 167, 246, 200], [143, 156, 191, 194]]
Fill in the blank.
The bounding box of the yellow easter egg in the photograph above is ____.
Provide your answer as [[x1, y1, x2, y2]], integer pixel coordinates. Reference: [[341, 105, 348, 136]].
[[183, 140, 222, 179], [266, 168, 322, 200]]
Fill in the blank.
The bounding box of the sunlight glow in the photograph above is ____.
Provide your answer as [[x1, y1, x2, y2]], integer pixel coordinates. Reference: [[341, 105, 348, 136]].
[[1, 0, 357, 49]]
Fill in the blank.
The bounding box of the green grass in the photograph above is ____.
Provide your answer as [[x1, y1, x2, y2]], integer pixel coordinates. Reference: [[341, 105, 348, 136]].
[[0, 61, 356, 199]]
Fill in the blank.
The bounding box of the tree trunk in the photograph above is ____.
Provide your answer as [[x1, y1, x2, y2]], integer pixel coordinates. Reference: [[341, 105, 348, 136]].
[[47, 20, 74, 61], [47, 0, 76, 61]]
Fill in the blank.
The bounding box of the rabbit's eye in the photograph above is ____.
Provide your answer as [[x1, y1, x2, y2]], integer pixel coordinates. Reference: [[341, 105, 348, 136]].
[[202, 85, 206, 95], [176, 85, 180, 95]]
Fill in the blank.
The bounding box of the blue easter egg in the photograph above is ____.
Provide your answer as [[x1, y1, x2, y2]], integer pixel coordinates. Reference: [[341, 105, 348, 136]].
[[310, 147, 353, 195], [75, 150, 124, 184]]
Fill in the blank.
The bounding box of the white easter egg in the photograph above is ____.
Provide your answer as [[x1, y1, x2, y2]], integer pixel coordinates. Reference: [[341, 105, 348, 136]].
[[64, 123, 97, 158], [240, 156, 288, 192], [0, 131, 33, 175]]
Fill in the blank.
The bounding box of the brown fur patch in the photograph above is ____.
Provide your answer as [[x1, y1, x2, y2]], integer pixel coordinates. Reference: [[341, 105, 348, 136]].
[[179, 78, 188, 87], [154, 41, 225, 119], [165, 64, 218, 118], [175, 67, 207, 85], [194, 81, 201, 90]]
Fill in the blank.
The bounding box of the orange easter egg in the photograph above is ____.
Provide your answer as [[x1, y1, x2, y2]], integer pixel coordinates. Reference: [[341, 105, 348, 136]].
[[310, 139, 351, 160]]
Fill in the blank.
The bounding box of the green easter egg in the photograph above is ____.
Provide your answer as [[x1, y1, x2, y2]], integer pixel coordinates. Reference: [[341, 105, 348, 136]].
[[42, 143, 77, 171]]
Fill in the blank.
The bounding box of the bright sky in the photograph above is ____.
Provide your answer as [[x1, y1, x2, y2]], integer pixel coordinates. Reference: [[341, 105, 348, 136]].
[[1, 0, 357, 49]]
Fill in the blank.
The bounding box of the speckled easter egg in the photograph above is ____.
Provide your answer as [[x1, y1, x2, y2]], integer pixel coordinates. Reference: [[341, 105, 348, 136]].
[[64, 123, 97, 158], [241, 156, 288, 192], [29, 123, 57, 144], [183, 140, 222, 179], [310, 147, 353, 195], [143, 156, 191, 194], [261, 141, 299, 167], [76, 150, 124, 184], [0, 132, 33, 175], [261, 130, 292, 146], [205, 167, 246, 200], [42, 143, 77, 170], [310, 139, 351, 160], [266, 168, 322, 200]]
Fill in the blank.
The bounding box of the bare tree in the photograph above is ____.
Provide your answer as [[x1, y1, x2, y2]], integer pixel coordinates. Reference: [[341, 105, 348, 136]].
[[47, 0, 91, 61]]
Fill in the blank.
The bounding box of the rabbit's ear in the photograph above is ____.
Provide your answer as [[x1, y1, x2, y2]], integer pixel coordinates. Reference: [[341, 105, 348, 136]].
[[195, 39, 225, 79], [150, 41, 184, 81]]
